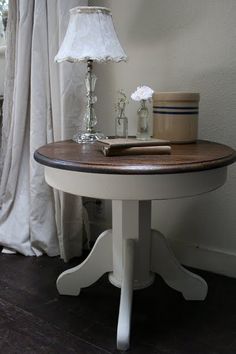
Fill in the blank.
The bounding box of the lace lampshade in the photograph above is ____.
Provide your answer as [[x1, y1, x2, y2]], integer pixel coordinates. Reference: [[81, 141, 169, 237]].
[[55, 6, 127, 142]]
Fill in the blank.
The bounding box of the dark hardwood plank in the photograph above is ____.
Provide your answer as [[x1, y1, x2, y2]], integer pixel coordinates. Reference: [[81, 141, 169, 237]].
[[34, 140, 236, 175], [0, 297, 111, 354], [1, 254, 236, 353]]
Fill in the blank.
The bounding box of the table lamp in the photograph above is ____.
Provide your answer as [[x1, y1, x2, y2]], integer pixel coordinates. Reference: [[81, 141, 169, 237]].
[[55, 6, 127, 143]]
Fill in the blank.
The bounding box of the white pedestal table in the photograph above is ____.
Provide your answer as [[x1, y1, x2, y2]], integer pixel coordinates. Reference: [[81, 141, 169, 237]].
[[34, 140, 236, 351]]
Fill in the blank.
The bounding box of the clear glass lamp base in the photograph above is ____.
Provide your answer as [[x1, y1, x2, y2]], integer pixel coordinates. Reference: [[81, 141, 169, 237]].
[[73, 131, 106, 143]]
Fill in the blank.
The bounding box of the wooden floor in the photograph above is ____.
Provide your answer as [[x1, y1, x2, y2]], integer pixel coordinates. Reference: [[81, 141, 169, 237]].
[[0, 252, 236, 354]]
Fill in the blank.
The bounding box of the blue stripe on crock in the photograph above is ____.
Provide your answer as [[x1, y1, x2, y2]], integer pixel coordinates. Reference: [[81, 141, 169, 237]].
[[153, 106, 199, 110], [153, 110, 198, 115]]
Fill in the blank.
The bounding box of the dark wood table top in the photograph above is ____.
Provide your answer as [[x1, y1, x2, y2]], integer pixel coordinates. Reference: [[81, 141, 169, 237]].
[[34, 140, 236, 175]]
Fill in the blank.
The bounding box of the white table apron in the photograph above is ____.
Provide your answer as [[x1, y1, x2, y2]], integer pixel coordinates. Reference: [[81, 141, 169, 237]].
[[45, 166, 227, 351]]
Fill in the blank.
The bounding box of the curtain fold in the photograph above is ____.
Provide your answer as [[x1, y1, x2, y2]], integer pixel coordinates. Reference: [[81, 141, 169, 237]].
[[0, 0, 88, 260]]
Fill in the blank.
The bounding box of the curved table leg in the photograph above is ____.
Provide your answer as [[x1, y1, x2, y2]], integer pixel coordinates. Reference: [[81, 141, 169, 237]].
[[117, 239, 135, 351], [57, 229, 113, 296], [151, 230, 208, 300]]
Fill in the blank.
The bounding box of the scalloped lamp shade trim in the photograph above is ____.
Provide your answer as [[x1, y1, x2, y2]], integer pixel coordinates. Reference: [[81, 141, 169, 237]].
[[55, 6, 127, 63]]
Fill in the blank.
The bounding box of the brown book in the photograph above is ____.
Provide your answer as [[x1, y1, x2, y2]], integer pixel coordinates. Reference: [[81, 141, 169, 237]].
[[102, 145, 171, 157], [98, 137, 171, 156], [98, 137, 169, 149]]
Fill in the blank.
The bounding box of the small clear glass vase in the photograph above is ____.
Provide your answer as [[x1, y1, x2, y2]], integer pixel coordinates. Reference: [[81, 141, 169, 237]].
[[115, 113, 128, 138], [136, 100, 150, 140]]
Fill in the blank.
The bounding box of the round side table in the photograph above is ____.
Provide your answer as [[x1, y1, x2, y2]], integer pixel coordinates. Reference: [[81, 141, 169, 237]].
[[34, 140, 236, 351]]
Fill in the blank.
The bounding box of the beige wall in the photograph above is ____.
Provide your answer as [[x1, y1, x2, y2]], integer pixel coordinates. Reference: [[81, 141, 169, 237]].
[[90, 0, 236, 275]]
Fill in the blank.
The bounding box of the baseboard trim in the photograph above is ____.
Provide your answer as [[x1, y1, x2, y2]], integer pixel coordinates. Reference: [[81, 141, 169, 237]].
[[169, 239, 236, 278]]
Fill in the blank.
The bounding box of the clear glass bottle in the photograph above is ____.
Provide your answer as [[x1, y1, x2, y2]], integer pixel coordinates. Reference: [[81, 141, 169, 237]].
[[115, 113, 128, 138], [115, 90, 128, 138], [136, 99, 150, 140]]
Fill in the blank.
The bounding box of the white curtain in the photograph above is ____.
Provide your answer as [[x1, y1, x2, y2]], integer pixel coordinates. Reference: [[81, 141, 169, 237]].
[[0, 0, 88, 260]]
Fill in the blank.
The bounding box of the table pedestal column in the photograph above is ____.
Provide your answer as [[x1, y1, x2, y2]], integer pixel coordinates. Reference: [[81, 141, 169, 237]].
[[109, 200, 155, 289], [109, 200, 155, 350]]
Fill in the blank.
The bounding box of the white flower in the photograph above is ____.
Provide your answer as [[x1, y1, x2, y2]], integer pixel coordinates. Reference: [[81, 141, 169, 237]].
[[131, 85, 154, 102]]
